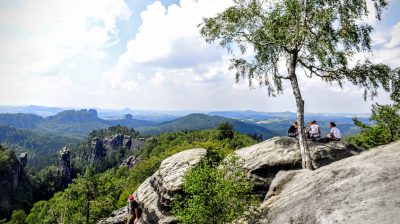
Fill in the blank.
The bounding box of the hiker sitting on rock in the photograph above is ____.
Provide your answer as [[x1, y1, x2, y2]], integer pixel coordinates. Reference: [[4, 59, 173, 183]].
[[127, 194, 139, 224], [319, 122, 341, 142], [308, 120, 321, 140], [288, 122, 298, 137], [327, 122, 341, 141]]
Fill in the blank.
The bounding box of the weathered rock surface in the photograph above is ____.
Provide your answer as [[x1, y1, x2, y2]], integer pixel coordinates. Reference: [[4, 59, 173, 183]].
[[100, 137, 364, 224], [91, 137, 106, 160], [0, 151, 27, 218], [120, 155, 141, 169], [234, 137, 361, 197], [258, 140, 400, 224], [90, 135, 146, 161], [57, 147, 71, 188], [135, 148, 207, 224], [98, 148, 207, 224], [104, 134, 131, 151], [98, 207, 127, 224]]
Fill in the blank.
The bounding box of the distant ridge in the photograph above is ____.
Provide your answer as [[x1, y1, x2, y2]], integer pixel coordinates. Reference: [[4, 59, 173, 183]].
[[137, 113, 276, 139], [0, 109, 155, 138]]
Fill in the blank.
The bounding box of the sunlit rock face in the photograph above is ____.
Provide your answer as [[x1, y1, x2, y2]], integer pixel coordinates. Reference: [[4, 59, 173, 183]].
[[258, 140, 400, 224]]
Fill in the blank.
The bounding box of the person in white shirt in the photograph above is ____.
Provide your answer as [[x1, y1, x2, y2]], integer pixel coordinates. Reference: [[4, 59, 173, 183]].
[[327, 122, 341, 141], [308, 120, 321, 140]]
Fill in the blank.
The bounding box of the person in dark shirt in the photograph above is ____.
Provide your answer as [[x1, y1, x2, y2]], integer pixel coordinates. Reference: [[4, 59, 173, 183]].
[[127, 194, 139, 224], [288, 122, 298, 137]]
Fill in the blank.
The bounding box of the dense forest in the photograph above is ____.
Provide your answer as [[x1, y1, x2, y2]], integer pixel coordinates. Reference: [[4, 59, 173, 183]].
[[2, 125, 257, 223], [0, 125, 79, 169]]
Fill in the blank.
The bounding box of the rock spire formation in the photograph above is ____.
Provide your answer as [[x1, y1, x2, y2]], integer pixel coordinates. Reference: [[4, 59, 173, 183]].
[[57, 147, 71, 188], [0, 152, 28, 218]]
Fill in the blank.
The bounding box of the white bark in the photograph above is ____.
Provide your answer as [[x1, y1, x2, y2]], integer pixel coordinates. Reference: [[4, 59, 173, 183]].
[[288, 53, 313, 170]]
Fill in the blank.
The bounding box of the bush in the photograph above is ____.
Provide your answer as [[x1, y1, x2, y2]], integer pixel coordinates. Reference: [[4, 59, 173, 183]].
[[216, 122, 234, 140], [25, 129, 257, 223], [348, 103, 400, 149], [7, 210, 27, 224], [173, 149, 257, 223]]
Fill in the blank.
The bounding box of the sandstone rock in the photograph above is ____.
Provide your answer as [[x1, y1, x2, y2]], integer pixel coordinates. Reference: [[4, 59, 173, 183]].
[[123, 136, 132, 149], [98, 207, 127, 224], [57, 147, 71, 188], [120, 155, 140, 169], [135, 148, 207, 224], [130, 138, 147, 150], [92, 134, 142, 160], [234, 137, 361, 197], [258, 140, 400, 224], [98, 148, 207, 224], [104, 134, 125, 151], [101, 137, 362, 224], [88, 109, 98, 118], [91, 137, 105, 160], [0, 151, 27, 218]]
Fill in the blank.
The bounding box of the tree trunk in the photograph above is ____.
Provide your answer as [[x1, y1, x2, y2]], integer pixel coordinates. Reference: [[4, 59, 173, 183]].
[[288, 53, 313, 170]]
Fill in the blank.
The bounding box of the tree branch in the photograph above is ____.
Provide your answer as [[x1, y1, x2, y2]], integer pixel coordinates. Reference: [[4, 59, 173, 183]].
[[298, 59, 343, 79]]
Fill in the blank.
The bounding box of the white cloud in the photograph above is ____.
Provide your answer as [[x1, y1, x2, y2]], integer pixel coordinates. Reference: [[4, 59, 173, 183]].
[[0, 0, 131, 73], [0, 0, 397, 113], [98, 0, 397, 112], [385, 22, 400, 48], [101, 0, 232, 93], [112, 0, 231, 69]]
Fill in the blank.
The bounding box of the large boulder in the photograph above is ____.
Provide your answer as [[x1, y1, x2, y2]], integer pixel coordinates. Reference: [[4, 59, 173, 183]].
[[258, 140, 400, 224], [98, 148, 207, 224], [100, 137, 362, 224], [234, 137, 361, 197]]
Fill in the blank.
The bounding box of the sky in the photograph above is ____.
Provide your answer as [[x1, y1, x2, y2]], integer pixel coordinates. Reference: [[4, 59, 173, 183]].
[[0, 0, 399, 113]]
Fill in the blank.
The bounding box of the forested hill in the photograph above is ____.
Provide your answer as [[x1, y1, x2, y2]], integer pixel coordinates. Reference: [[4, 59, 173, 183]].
[[137, 113, 276, 139], [0, 113, 44, 129], [0, 109, 154, 139], [0, 125, 79, 169]]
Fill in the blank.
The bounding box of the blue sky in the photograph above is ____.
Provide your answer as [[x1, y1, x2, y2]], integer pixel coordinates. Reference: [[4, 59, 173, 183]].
[[0, 0, 399, 113]]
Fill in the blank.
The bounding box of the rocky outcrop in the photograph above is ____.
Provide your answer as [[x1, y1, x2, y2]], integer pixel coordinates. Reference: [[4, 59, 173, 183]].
[[98, 207, 127, 224], [0, 151, 27, 218], [104, 134, 129, 151], [258, 140, 400, 224], [91, 137, 106, 160], [11, 152, 28, 188], [100, 137, 364, 224], [57, 147, 71, 188], [234, 137, 361, 197], [99, 148, 207, 224], [91, 135, 146, 161], [120, 155, 141, 169]]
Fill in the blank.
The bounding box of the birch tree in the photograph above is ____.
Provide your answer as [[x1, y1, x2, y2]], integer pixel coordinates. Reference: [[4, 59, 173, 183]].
[[200, 0, 397, 169]]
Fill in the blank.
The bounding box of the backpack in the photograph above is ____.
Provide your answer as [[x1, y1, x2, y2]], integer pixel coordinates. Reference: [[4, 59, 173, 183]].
[[128, 198, 142, 218]]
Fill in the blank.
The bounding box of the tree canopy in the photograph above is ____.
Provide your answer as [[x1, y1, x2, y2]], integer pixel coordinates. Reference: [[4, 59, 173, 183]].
[[200, 0, 396, 97], [200, 0, 398, 169]]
